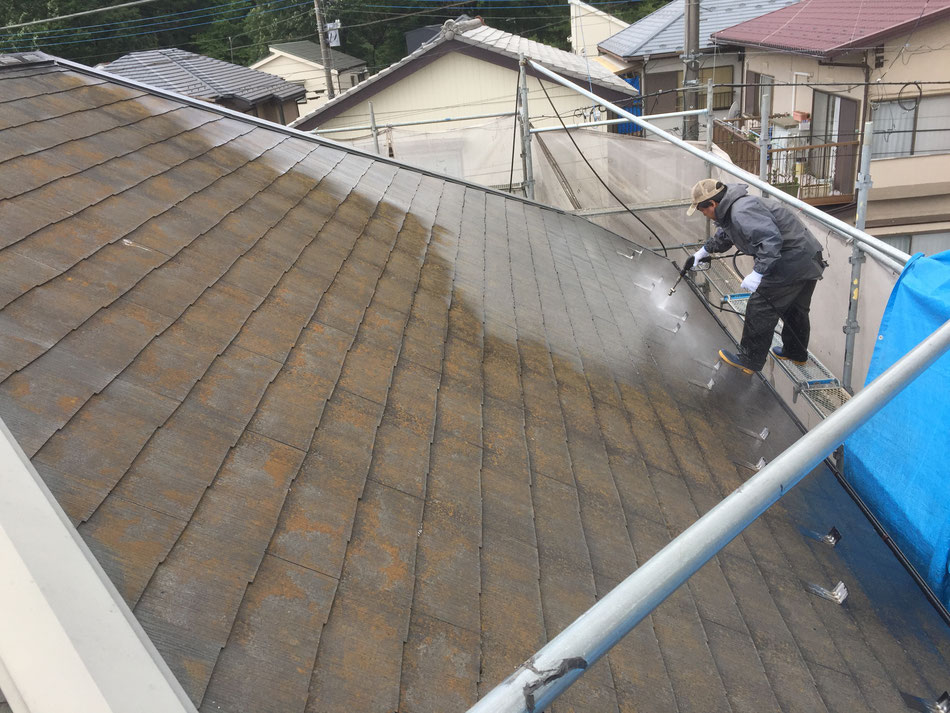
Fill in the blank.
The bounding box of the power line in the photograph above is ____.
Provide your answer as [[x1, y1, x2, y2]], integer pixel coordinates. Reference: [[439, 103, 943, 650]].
[[1, 0, 256, 38], [1, 0, 168, 31]]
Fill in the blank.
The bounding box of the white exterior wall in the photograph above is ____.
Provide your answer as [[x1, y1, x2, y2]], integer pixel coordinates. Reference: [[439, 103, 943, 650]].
[[569, 0, 629, 58], [254, 53, 365, 116], [314, 52, 624, 140]]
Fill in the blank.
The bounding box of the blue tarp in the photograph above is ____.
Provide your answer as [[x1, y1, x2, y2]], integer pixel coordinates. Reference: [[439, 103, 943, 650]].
[[843, 250, 950, 608]]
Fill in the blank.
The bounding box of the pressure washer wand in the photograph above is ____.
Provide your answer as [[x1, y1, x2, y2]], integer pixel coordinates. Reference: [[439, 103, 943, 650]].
[[668, 261, 690, 296]]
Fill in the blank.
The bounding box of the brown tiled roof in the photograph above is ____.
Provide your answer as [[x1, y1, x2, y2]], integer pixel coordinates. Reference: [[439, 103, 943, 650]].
[[713, 0, 950, 56], [1, 52, 948, 712]]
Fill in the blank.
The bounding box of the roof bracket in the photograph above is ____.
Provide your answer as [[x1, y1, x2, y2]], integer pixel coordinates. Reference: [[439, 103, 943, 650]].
[[804, 580, 848, 604], [734, 456, 766, 472], [900, 690, 950, 713], [617, 247, 643, 260], [688, 377, 716, 391], [800, 525, 841, 547], [737, 425, 769, 440], [693, 358, 721, 371]]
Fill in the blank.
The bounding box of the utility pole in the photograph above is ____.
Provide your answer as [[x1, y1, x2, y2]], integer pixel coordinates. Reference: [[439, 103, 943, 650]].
[[313, 0, 335, 100], [682, 0, 700, 140]]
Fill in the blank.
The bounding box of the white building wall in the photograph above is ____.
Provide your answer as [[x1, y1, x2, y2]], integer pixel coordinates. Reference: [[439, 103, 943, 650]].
[[314, 52, 623, 140], [569, 0, 629, 58], [253, 53, 365, 116]]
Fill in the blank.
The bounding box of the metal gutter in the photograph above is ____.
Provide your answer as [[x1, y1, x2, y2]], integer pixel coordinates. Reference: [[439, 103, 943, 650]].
[[467, 317, 950, 713], [525, 59, 912, 268], [0, 418, 197, 713]]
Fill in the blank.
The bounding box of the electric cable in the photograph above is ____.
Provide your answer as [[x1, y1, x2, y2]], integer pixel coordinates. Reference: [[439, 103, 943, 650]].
[[534, 72, 668, 257]]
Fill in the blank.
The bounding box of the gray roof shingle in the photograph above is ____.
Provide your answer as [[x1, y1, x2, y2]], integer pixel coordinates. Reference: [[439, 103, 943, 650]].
[[103, 48, 305, 107], [0, 51, 948, 713], [599, 0, 801, 59]]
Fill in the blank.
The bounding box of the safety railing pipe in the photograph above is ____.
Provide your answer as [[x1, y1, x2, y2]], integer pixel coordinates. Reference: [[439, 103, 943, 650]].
[[843, 121, 875, 392], [466, 317, 950, 713], [311, 111, 517, 134], [525, 59, 911, 267], [530, 109, 706, 134]]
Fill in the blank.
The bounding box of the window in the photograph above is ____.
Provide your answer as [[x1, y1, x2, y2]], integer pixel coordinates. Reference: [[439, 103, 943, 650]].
[[744, 71, 773, 116], [879, 231, 950, 255], [870, 100, 916, 158], [871, 94, 950, 159], [675, 65, 735, 111]]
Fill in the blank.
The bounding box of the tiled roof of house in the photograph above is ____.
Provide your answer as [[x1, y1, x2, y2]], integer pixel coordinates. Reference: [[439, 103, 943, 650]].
[[1, 51, 948, 713], [598, 0, 800, 60], [266, 41, 366, 71], [293, 17, 637, 129], [104, 48, 305, 107], [712, 0, 950, 56]]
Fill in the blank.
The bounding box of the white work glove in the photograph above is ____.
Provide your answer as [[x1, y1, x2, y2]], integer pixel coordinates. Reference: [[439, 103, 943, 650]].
[[690, 246, 710, 270], [741, 270, 764, 292]]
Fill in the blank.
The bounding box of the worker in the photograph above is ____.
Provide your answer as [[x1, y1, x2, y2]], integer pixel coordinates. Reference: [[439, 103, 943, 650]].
[[684, 178, 827, 374]]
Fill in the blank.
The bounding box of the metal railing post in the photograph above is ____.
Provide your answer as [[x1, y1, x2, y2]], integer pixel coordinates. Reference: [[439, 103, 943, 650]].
[[369, 101, 380, 155], [519, 54, 535, 200], [466, 317, 950, 713], [706, 78, 714, 240], [843, 121, 875, 392], [759, 83, 771, 184], [524, 59, 910, 268]]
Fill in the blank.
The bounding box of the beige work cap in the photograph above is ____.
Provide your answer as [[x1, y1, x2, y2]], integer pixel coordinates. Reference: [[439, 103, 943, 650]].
[[687, 178, 724, 216]]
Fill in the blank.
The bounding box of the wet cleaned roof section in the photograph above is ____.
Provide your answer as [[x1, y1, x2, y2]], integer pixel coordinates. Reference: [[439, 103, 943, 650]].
[[712, 0, 950, 56], [598, 0, 800, 60], [1, 53, 948, 713], [104, 48, 305, 106]]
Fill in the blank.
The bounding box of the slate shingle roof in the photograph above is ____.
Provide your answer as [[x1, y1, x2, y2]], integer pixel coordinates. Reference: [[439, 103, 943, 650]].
[[103, 48, 305, 108], [598, 0, 801, 60], [1, 52, 948, 713], [712, 0, 950, 56]]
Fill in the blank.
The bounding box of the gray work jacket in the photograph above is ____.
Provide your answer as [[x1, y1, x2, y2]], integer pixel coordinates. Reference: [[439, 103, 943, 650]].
[[703, 184, 826, 286]]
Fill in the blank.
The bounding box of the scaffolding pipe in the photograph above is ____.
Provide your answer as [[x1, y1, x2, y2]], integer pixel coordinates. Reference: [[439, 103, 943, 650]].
[[519, 55, 535, 201], [466, 316, 950, 713], [311, 111, 517, 134], [530, 109, 706, 134], [843, 121, 875, 392], [758, 84, 771, 183], [525, 59, 911, 268], [368, 102, 380, 155]]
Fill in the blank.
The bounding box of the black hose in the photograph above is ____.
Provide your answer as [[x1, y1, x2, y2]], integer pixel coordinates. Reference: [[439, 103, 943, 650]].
[[534, 76, 669, 256]]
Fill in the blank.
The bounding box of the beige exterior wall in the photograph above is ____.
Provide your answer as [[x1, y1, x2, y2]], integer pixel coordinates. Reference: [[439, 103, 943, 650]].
[[569, 0, 628, 58], [743, 18, 950, 249], [744, 53, 864, 118], [253, 52, 365, 116], [313, 52, 628, 140]]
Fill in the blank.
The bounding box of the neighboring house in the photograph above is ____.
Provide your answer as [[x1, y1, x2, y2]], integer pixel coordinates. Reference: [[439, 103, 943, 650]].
[[713, 0, 950, 252], [597, 0, 799, 117], [103, 48, 305, 125], [2, 49, 948, 713], [568, 0, 629, 60], [250, 41, 368, 116], [292, 17, 640, 137]]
